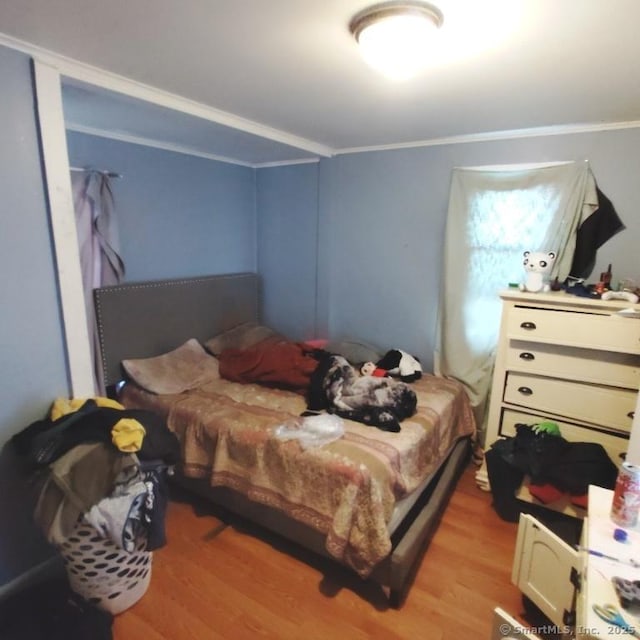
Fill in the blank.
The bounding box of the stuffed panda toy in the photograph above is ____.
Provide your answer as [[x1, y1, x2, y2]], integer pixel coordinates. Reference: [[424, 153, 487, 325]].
[[376, 349, 422, 383], [519, 250, 556, 293]]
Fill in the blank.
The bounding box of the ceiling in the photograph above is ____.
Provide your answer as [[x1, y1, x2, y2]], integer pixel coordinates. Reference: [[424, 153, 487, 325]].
[[2, 0, 640, 165]]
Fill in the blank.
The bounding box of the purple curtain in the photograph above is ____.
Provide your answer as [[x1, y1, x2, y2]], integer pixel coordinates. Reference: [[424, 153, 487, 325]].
[[72, 170, 125, 392]]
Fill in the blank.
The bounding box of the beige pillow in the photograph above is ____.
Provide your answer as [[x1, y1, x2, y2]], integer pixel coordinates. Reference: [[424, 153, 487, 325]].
[[204, 322, 281, 355], [122, 339, 219, 394]]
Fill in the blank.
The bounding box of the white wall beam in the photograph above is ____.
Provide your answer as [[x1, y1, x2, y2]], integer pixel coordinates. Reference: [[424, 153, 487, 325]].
[[33, 59, 95, 397]]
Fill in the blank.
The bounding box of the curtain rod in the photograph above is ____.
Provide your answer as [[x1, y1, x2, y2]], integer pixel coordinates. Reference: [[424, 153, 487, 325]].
[[70, 166, 123, 178]]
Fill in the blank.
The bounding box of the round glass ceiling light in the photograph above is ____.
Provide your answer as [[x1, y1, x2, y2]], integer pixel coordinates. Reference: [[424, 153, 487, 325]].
[[350, 1, 444, 81]]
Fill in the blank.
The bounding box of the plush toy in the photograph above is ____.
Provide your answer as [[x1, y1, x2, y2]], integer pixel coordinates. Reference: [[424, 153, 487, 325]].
[[376, 349, 422, 383], [360, 362, 389, 377], [519, 250, 556, 293]]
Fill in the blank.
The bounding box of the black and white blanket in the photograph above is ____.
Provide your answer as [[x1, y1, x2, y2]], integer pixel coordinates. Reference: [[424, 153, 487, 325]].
[[307, 354, 417, 432]]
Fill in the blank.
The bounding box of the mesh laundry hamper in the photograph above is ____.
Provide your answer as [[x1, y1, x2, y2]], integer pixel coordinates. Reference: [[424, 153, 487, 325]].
[[58, 520, 152, 615]]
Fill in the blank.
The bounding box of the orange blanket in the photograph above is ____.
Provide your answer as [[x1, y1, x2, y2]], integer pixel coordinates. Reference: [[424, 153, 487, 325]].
[[218, 338, 319, 392]]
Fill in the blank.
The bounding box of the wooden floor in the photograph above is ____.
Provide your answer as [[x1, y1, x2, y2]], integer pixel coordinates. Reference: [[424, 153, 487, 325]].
[[112, 462, 524, 639]]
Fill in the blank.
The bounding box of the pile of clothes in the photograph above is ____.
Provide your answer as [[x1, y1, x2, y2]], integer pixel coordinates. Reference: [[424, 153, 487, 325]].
[[12, 397, 180, 552], [485, 422, 618, 522]]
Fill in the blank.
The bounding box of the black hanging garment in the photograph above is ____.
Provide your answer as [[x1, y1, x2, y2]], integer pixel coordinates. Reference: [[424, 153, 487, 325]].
[[569, 186, 625, 279]]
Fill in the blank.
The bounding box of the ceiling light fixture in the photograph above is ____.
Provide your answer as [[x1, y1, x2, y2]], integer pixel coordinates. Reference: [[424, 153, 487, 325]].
[[350, 1, 443, 81]]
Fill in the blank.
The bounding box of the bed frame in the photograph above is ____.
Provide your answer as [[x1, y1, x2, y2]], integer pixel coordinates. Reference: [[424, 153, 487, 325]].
[[94, 272, 471, 607]]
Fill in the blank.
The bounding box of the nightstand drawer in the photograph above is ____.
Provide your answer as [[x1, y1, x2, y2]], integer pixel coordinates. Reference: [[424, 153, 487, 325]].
[[499, 408, 627, 463], [507, 307, 640, 354], [506, 340, 640, 388], [504, 372, 636, 432]]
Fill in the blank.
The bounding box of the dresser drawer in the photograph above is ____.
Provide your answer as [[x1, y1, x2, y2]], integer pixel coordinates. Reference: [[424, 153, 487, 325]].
[[499, 408, 627, 464], [507, 307, 640, 354], [506, 340, 640, 388], [504, 372, 636, 432]]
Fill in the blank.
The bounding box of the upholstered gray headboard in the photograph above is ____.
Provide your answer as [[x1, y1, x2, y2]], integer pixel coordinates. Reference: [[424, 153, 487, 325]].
[[94, 272, 260, 387]]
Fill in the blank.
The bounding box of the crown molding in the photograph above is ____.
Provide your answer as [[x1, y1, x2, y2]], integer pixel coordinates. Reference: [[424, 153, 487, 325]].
[[65, 122, 256, 168], [66, 123, 323, 169], [335, 120, 640, 155], [254, 158, 320, 169], [0, 32, 334, 160]]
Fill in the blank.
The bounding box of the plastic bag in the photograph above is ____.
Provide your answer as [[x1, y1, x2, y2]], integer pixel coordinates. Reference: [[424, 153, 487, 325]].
[[273, 414, 344, 449]]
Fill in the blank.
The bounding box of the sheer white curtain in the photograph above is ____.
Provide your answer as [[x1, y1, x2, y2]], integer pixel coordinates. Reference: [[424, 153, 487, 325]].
[[435, 161, 598, 443], [72, 170, 125, 392]]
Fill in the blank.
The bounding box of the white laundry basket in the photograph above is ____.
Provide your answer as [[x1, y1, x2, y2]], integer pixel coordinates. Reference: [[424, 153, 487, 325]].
[[58, 520, 152, 615]]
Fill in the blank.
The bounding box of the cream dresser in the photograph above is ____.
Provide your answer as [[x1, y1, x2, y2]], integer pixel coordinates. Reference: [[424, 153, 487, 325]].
[[484, 290, 640, 472]]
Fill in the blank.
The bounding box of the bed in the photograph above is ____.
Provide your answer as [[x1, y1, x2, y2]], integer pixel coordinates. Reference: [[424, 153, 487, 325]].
[[94, 272, 475, 606]]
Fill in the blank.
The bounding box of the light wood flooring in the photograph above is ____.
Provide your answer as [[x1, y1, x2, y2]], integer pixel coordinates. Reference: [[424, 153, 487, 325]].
[[112, 462, 524, 639]]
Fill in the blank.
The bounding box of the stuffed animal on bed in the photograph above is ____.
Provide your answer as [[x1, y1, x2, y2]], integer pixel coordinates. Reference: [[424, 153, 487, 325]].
[[360, 362, 389, 378], [519, 250, 556, 293], [376, 349, 422, 383]]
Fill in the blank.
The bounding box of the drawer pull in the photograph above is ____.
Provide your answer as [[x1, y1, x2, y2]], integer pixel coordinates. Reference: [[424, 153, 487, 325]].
[[629, 411, 635, 419], [517, 386, 533, 396], [520, 321, 537, 330], [519, 352, 535, 361]]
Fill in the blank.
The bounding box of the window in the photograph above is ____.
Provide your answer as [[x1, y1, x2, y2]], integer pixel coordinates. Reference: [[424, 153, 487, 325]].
[[436, 161, 597, 436], [464, 183, 564, 354]]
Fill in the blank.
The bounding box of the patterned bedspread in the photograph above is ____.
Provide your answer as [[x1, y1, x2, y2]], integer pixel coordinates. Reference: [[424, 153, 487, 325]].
[[120, 374, 475, 576]]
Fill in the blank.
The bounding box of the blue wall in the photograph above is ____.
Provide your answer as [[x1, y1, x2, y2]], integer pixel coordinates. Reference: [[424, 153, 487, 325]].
[[66, 132, 257, 282], [0, 46, 70, 589], [256, 163, 319, 340], [317, 148, 446, 365], [315, 131, 640, 370], [252, 131, 640, 372]]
